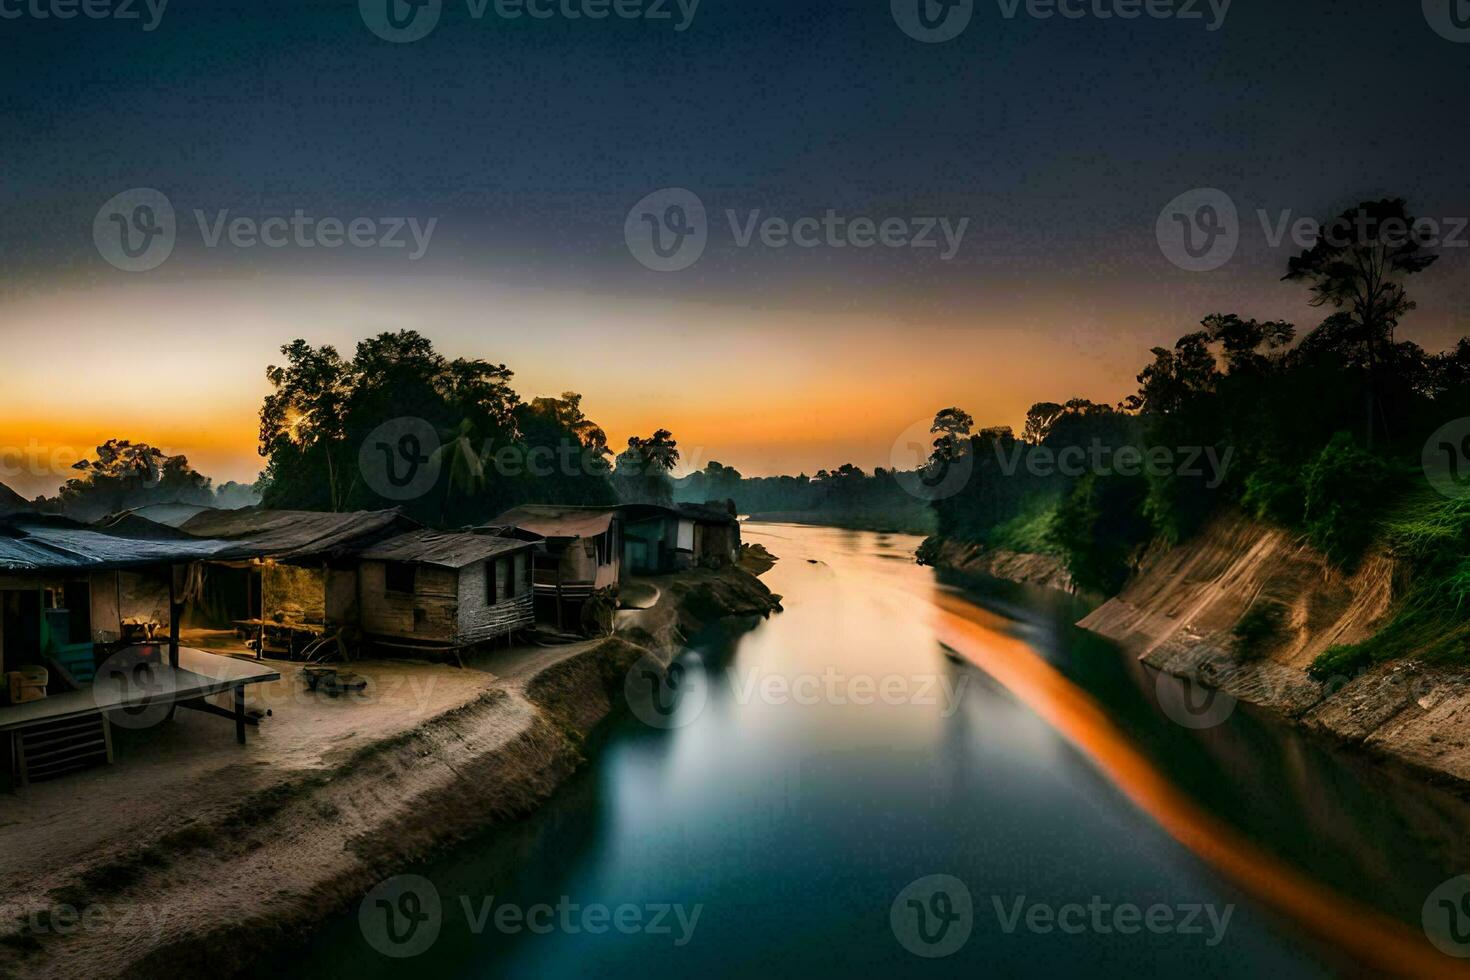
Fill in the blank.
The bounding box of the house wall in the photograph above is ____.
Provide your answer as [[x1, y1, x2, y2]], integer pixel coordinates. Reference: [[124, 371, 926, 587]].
[[325, 565, 358, 628], [89, 571, 121, 642], [359, 560, 458, 644], [456, 551, 534, 645]]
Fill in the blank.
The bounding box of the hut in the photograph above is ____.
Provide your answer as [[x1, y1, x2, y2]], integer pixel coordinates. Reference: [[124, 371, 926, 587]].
[[488, 505, 621, 627], [356, 530, 536, 656], [677, 502, 742, 567]]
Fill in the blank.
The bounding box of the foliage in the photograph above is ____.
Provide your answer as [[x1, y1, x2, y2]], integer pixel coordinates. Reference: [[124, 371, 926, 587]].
[[258, 330, 617, 525], [1309, 494, 1470, 678], [1300, 432, 1393, 568], [56, 440, 216, 521], [1052, 473, 1151, 594]]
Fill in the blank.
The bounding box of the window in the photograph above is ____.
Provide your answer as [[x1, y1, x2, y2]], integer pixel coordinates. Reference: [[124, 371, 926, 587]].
[[384, 562, 416, 595], [487, 558, 511, 604], [515, 552, 528, 594]]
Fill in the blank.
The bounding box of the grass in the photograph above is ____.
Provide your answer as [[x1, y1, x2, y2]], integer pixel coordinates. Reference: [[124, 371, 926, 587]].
[[1308, 489, 1470, 680]]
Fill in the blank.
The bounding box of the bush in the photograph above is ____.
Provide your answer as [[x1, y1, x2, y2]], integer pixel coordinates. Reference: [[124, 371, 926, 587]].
[[1241, 461, 1303, 525], [1053, 473, 1151, 595], [1301, 432, 1392, 568]]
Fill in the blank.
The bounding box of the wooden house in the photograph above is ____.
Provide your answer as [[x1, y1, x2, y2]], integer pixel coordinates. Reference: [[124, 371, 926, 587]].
[[356, 530, 535, 655], [487, 506, 622, 627]]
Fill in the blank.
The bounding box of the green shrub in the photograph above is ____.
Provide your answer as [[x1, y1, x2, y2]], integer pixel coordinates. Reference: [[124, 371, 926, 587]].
[[1053, 473, 1151, 595], [1241, 462, 1303, 525], [1301, 432, 1393, 568]]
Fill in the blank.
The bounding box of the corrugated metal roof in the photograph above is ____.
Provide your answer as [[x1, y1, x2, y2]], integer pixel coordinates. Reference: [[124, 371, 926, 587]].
[[492, 505, 619, 539], [359, 530, 532, 569], [0, 524, 232, 572]]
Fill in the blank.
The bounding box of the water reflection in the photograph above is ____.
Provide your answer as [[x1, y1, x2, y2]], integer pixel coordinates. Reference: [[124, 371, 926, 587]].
[[275, 523, 1470, 978]]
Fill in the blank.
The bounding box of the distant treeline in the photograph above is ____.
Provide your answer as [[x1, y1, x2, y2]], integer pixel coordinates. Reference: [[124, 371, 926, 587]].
[[674, 462, 936, 535]]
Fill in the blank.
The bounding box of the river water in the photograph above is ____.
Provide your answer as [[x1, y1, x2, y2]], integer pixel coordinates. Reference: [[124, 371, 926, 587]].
[[279, 523, 1470, 977]]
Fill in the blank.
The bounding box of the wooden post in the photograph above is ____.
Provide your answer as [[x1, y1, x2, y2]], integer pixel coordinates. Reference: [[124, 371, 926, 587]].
[[233, 684, 246, 745], [168, 566, 181, 671]]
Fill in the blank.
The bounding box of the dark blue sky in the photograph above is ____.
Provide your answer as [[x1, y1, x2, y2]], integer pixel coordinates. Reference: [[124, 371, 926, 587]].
[[2, 0, 1469, 485]]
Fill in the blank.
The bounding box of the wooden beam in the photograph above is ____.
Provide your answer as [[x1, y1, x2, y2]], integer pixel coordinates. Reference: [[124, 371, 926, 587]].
[[168, 566, 180, 670]]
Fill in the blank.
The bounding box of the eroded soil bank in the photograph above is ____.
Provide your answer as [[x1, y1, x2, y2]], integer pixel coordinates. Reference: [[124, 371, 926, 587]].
[[0, 561, 780, 980], [923, 514, 1470, 790]]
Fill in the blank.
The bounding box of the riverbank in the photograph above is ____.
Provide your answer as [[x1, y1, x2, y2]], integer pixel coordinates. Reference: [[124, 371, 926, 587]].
[[0, 561, 780, 980], [923, 513, 1470, 792], [1079, 512, 1470, 790], [915, 536, 1075, 593]]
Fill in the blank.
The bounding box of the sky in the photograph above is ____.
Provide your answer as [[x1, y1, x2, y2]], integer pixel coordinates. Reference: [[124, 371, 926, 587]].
[[2, 0, 1469, 496]]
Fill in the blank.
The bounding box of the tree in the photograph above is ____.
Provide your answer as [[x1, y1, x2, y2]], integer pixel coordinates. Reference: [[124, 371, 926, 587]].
[[58, 440, 214, 520], [260, 341, 350, 510], [928, 407, 974, 465], [613, 429, 681, 504], [1283, 198, 1439, 445]]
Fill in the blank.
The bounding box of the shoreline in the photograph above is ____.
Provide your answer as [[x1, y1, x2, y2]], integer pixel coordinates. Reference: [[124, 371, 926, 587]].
[[0, 561, 781, 980], [924, 518, 1470, 796]]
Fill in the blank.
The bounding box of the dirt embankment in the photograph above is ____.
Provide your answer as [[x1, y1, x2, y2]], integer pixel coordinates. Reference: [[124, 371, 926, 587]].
[[0, 565, 780, 980], [918, 537, 1075, 594], [1080, 512, 1470, 788]]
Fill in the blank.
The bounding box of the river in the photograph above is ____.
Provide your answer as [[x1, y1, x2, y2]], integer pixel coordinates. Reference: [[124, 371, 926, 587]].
[[277, 522, 1470, 977]]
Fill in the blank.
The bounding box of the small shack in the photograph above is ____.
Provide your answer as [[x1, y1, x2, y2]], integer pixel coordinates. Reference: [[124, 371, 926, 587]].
[[677, 502, 742, 567], [488, 505, 621, 627], [357, 530, 536, 656]]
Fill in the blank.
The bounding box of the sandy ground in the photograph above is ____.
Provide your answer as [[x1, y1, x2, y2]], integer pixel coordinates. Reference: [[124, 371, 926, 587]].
[[0, 564, 779, 980]]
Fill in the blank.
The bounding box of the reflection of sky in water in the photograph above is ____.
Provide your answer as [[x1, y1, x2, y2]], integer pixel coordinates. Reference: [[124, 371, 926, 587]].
[[277, 523, 1470, 979]]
